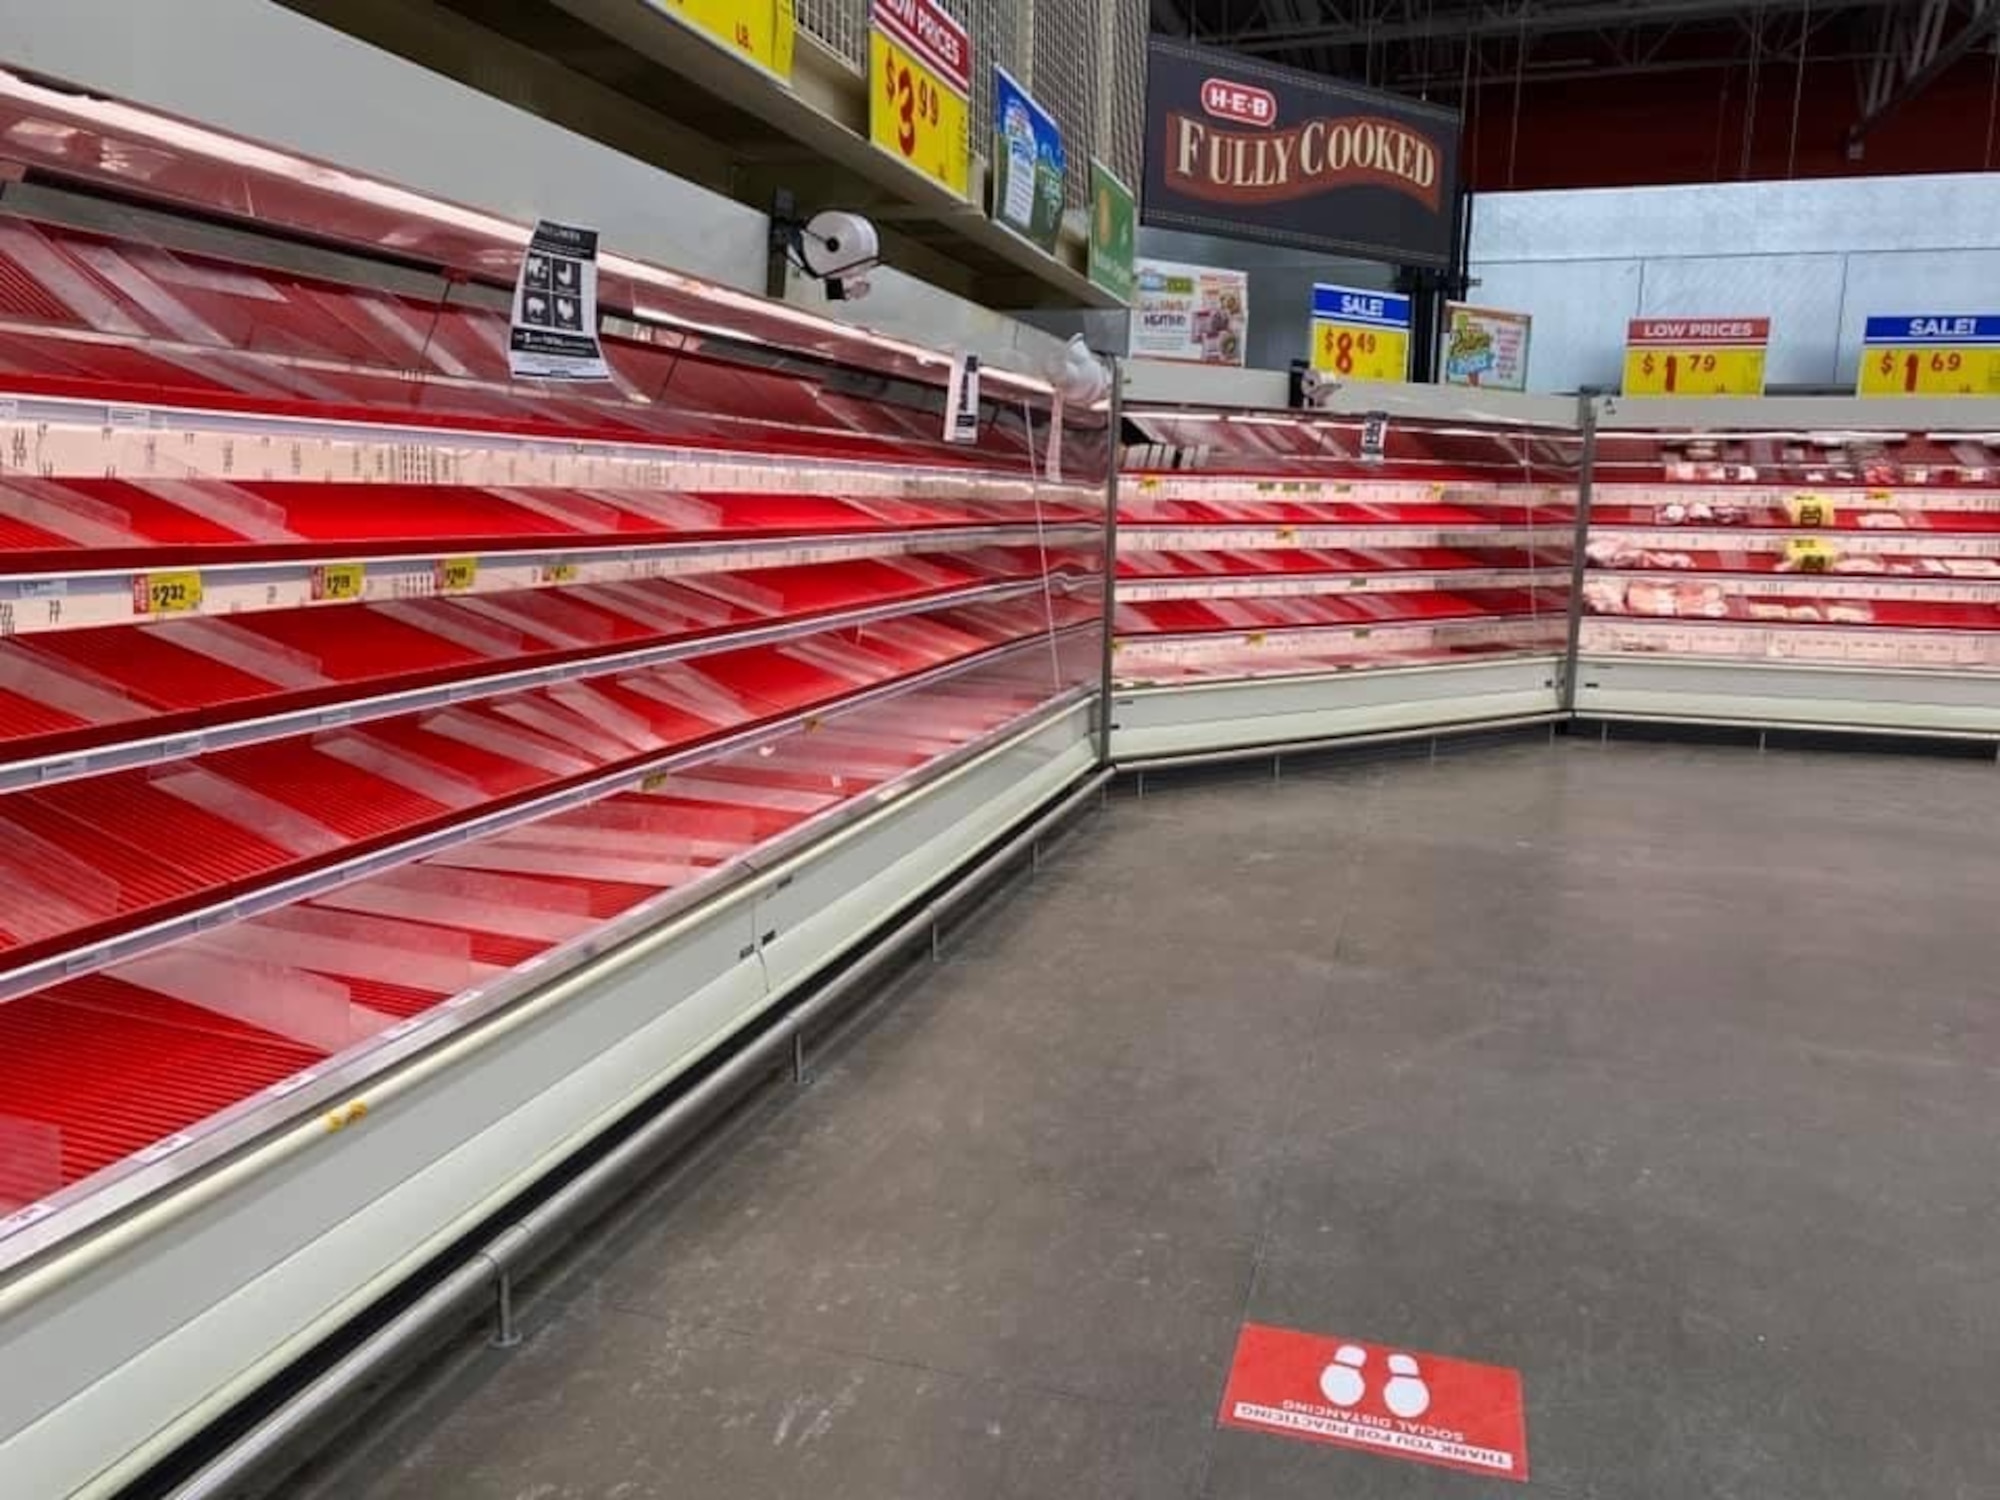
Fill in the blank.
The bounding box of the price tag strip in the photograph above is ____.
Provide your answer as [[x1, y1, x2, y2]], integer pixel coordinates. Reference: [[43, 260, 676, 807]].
[[1119, 525, 1571, 554], [1117, 568, 1548, 603], [1591, 481, 2000, 520], [1116, 615, 1564, 667], [1607, 567, 2000, 605], [0, 523, 1095, 638], [1124, 476, 1562, 507], [1621, 317, 1770, 396], [0, 392, 1099, 510], [1858, 315, 2000, 398], [1580, 618, 2000, 670], [868, 0, 973, 197]]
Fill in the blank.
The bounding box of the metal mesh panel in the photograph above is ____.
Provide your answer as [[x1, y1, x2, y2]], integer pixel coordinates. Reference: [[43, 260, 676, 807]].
[[793, 0, 868, 68], [791, 0, 1150, 217]]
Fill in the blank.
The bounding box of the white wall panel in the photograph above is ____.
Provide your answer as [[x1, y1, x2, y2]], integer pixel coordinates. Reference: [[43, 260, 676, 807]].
[[1471, 259, 1642, 394], [1475, 174, 2000, 262], [1637, 255, 1847, 388], [1470, 174, 2000, 393]]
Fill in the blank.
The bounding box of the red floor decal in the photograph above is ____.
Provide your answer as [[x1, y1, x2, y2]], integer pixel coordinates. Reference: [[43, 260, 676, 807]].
[[1218, 1322, 1529, 1482]]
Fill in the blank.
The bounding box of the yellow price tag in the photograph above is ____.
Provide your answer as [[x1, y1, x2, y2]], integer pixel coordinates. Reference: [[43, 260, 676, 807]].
[[1623, 318, 1770, 396], [135, 570, 202, 615], [868, 0, 971, 198], [649, 0, 795, 78], [1785, 494, 1836, 527], [312, 561, 365, 602], [436, 556, 479, 593], [1785, 536, 1838, 571], [1858, 344, 2000, 397], [541, 561, 580, 585], [1136, 477, 1161, 493], [1275, 526, 1296, 542], [1311, 321, 1408, 383], [1245, 631, 1267, 646]]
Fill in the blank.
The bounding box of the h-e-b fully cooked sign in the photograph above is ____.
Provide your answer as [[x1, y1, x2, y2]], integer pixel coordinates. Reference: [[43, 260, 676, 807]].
[[1142, 38, 1461, 268]]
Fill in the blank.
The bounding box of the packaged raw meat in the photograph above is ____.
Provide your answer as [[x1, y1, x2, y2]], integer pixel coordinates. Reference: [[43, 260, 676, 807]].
[[1583, 578, 1629, 613], [1675, 582, 1729, 619], [1628, 579, 1678, 616]]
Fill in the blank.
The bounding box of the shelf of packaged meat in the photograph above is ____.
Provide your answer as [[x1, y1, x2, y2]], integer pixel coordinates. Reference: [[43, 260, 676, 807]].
[[1581, 427, 2000, 671], [1111, 406, 1578, 686]]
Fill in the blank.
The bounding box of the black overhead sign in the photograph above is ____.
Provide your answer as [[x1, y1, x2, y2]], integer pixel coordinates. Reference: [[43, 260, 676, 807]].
[[1142, 38, 1463, 268]]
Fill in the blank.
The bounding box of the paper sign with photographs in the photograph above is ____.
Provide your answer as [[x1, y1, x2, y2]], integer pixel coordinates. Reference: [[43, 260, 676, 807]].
[[509, 220, 610, 382], [1133, 258, 1248, 366]]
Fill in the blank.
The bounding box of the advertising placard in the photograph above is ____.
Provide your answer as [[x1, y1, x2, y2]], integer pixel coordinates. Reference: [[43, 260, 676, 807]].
[[508, 220, 609, 382], [1133, 258, 1248, 366], [1088, 159, 1136, 304], [1857, 315, 2000, 397], [1442, 303, 1531, 390], [1622, 317, 1769, 396], [991, 67, 1065, 254], [869, 0, 972, 198], [1310, 283, 1410, 384], [1142, 37, 1461, 268], [644, 0, 796, 80]]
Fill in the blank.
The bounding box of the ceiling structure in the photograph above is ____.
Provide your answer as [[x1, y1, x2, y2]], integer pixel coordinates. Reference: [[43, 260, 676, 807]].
[[1155, 0, 2000, 187]]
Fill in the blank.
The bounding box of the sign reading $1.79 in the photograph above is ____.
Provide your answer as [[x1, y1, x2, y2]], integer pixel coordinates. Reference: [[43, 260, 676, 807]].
[[868, 0, 972, 197]]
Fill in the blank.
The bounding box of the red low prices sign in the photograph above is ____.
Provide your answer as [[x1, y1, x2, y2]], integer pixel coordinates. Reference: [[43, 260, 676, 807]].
[[1623, 317, 1771, 396], [1218, 1322, 1530, 1481]]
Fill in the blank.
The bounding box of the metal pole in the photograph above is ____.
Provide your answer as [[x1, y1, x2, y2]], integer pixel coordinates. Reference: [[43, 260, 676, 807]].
[[1096, 357, 1122, 768], [1559, 392, 1599, 713]]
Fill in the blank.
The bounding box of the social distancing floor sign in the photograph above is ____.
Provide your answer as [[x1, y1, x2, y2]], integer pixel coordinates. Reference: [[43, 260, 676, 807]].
[[1219, 1322, 1529, 1481]]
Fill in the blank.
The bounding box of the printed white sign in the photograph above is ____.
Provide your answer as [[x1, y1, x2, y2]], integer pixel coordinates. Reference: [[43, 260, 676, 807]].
[[509, 220, 610, 382], [1133, 258, 1249, 366]]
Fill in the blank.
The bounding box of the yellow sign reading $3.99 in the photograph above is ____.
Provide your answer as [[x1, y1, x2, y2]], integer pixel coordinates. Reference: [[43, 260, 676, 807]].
[[868, 0, 972, 198]]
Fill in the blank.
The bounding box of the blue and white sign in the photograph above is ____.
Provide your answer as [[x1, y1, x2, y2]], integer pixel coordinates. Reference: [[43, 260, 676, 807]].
[[1310, 283, 1412, 382], [1858, 314, 2000, 397], [992, 67, 1066, 254], [1862, 315, 2000, 345], [1311, 285, 1413, 329]]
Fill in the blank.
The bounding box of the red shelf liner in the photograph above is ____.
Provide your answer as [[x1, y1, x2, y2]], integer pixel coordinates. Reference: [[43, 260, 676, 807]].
[[0, 591, 1097, 972], [0, 553, 1095, 762]]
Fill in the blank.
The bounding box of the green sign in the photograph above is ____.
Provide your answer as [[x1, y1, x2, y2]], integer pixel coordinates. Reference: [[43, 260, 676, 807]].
[[1088, 158, 1135, 305]]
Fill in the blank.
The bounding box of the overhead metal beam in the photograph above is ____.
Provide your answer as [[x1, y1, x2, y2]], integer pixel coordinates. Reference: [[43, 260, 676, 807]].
[[1848, 0, 2000, 153], [1232, 0, 1905, 54]]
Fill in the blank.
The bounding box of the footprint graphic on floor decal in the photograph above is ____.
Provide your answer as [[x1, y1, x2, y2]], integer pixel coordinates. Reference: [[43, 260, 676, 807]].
[[1318, 1344, 1368, 1407], [1383, 1352, 1432, 1418]]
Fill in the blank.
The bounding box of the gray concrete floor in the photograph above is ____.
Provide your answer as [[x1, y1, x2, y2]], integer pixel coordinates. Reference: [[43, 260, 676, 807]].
[[292, 739, 2000, 1499]]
